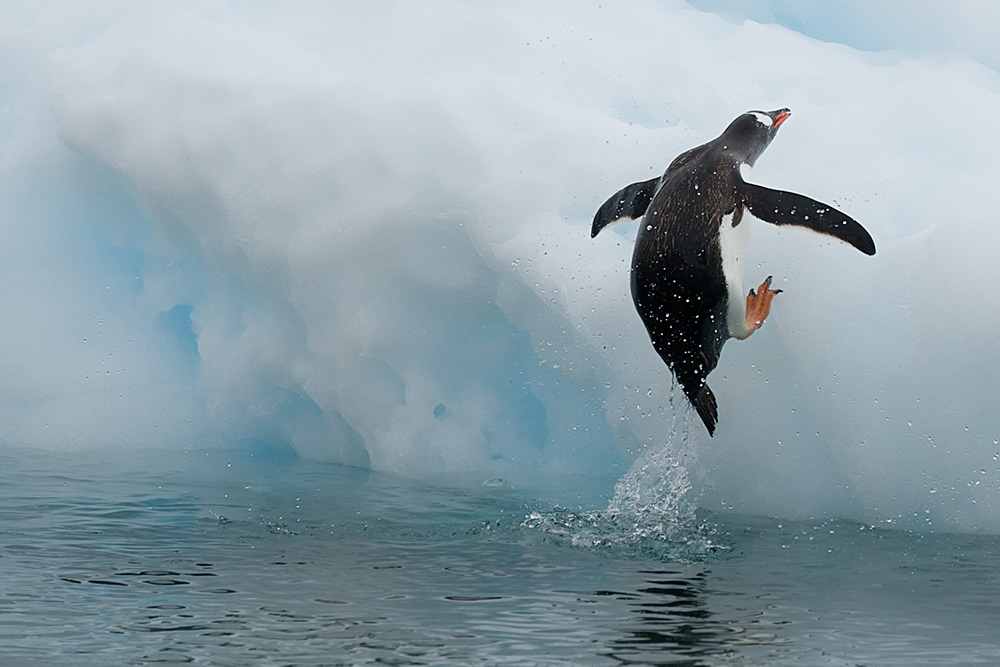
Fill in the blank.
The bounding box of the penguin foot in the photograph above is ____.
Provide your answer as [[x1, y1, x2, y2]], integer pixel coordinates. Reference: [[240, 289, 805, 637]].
[[745, 276, 781, 333]]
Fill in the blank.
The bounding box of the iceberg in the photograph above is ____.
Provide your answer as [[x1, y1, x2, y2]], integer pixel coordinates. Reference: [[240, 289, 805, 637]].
[[1, 0, 998, 531]]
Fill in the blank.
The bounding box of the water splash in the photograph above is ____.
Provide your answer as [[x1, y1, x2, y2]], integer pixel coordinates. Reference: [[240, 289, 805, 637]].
[[603, 424, 698, 537], [523, 399, 726, 561]]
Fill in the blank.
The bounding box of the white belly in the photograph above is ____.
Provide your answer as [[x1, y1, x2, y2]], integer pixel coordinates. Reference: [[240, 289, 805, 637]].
[[718, 210, 752, 340]]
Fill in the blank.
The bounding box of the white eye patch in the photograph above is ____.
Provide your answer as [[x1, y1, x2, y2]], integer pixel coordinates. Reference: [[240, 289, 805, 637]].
[[751, 112, 772, 127]]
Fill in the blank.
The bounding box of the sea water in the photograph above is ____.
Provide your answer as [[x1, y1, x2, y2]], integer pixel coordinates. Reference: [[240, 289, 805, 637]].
[[2, 444, 999, 666]]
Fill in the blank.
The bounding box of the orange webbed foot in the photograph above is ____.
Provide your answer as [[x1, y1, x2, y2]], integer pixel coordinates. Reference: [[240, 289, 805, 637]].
[[745, 275, 782, 334]]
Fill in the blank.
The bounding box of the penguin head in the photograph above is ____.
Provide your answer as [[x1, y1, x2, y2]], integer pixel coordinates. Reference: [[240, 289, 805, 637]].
[[720, 108, 791, 166]]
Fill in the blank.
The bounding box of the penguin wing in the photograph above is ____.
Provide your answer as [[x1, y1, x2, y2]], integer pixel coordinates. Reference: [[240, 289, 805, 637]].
[[591, 177, 660, 238], [743, 184, 876, 256]]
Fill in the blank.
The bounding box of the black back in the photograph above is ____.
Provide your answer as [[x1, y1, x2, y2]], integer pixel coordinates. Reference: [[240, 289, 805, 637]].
[[628, 138, 743, 435]]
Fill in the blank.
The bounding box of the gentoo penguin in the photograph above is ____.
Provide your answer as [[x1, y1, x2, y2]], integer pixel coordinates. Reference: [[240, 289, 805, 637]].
[[591, 108, 875, 436]]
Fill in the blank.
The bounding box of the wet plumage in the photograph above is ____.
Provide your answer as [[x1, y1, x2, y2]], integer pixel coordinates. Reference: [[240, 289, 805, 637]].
[[592, 109, 875, 435]]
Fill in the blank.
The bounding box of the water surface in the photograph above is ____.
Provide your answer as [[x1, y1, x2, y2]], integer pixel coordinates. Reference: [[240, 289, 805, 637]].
[[2, 447, 999, 665]]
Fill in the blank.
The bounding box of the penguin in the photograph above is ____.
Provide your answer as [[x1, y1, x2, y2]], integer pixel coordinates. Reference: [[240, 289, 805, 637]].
[[591, 108, 875, 436]]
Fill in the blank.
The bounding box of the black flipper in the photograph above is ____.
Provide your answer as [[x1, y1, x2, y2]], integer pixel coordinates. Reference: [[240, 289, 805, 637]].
[[591, 177, 660, 238], [743, 183, 876, 256]]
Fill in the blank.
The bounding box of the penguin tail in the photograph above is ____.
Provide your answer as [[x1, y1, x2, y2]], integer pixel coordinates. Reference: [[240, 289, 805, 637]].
[[690, 384, 718, 437]]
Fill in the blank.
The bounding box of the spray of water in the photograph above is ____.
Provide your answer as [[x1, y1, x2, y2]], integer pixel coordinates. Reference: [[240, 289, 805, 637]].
[[523, 388, 726, 561]]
